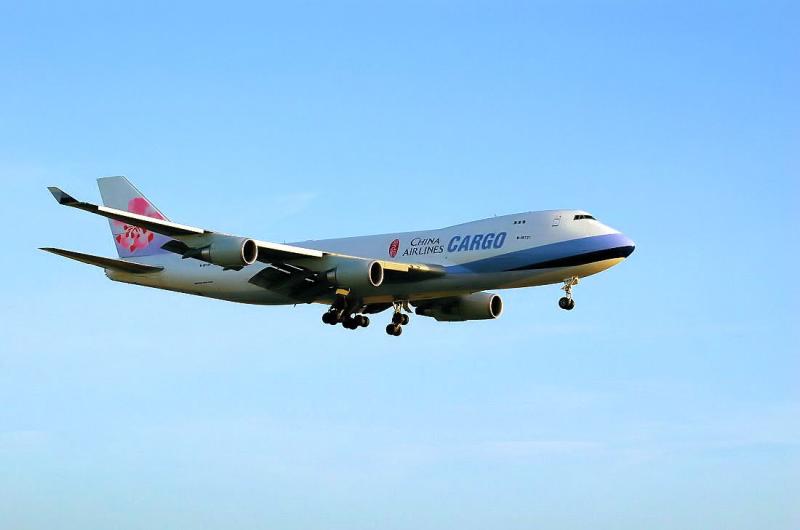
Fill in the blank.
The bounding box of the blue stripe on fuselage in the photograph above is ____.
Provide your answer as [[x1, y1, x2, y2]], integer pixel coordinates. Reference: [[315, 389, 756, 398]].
[[446, 233, 633, 273]]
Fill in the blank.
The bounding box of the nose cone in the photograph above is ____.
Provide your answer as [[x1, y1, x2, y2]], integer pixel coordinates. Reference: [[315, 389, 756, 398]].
[[619, 234, 635, 258]]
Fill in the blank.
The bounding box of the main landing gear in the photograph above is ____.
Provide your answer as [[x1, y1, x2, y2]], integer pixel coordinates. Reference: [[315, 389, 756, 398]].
[[322, 310, 370, 329], [385, 302, 410, 337], [558, 276, 579, 311], [320, 294, 409, 336], [321, 291, 370, 330]]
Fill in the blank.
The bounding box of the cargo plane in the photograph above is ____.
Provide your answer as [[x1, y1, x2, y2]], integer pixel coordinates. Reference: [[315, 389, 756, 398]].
[[43, 177, 635, 336]]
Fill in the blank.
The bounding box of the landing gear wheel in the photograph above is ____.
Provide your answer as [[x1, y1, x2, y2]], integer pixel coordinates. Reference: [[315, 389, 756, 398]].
[[385, 323, 402, 336], [392, 312, 410, 325], [322, 312, 333, 324], [342, 316, 359, 330], [558, 297, 576, 310], [357, 315, 370, 327]]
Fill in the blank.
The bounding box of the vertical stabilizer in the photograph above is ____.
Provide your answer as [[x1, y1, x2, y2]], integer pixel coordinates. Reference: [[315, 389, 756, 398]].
[[97, 176, 171, 258]]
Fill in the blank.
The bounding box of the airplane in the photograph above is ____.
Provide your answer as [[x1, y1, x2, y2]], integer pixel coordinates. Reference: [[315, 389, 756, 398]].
[[42, 177, 635, 336]]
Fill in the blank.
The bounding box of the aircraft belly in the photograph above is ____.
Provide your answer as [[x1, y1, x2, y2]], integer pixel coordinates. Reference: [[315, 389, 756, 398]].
[[497, 258, 625, 288]]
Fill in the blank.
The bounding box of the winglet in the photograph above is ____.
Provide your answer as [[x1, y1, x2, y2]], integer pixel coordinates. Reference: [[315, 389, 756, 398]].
[[47, 186, 78, 205]]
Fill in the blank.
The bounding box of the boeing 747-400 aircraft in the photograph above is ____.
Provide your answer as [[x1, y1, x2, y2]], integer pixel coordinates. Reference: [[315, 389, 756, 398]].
[[43, 177, 635, 336]]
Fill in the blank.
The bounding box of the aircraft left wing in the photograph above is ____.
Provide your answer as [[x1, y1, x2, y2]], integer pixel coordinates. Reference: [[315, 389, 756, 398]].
[[47, 186, 445, 279]]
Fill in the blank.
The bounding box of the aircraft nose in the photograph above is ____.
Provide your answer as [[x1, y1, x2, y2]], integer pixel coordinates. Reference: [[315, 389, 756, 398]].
[[619, 234, 635, 258]]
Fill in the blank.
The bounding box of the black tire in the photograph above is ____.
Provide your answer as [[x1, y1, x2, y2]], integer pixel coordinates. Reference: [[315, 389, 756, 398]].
[[392, 324, 402, 336], [566, 299, 575, 311], [385, 324, 396, 335], [558, 297, 570, 309], [392, 313, 403, 325], [400, 314, 410, 325], [359, 316, 370, 327], [322, 312, 332, 324]]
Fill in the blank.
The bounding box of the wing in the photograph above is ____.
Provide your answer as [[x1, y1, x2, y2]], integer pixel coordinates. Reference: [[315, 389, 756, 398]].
[[47, 186, 445, 279], [248, 261, 331, 302], [381, 261, 446, 281]]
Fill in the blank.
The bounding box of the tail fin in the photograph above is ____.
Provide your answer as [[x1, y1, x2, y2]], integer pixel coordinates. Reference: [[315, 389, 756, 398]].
[[97, 176, 171, 258]]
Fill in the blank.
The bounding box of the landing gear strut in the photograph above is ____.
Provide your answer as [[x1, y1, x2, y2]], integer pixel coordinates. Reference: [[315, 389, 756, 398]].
[[558, 276, 578, 311], [386, 302, 410, 336], [322, 292, 347, 325]]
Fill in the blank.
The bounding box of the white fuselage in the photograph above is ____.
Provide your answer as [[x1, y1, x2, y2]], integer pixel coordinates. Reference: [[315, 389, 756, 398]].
[[107, 209, 635, 305]]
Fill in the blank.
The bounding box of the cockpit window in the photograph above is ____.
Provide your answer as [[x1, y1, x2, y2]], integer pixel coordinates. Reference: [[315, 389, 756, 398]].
[[574, 214, 596, 220]]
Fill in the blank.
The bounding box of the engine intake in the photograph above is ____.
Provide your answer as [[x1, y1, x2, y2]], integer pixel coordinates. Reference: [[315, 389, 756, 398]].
[[186, 236, 259, 268], [325, 259, 384, 289], [415, 292, 503, 322]]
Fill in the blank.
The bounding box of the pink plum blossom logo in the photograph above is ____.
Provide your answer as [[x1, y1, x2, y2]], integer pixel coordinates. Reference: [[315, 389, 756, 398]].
[[388, 238, 400, 258], [113, 197, 164, 253]]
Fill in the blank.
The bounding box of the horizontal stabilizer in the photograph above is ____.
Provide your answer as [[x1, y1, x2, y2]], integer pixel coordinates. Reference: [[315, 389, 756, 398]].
[[40, 247, 164, 274]]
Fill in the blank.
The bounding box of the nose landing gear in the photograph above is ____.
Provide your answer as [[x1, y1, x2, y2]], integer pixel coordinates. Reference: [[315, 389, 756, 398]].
[[558, 297, 575, 310], [558, 276, 579, 310], [385, 302, 410, 336]]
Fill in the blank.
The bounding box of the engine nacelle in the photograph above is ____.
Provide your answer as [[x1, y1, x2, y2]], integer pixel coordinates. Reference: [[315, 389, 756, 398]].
[[415, 292, 503, 322], [325, 259, 384, 289], [187, 235, 259, 268]]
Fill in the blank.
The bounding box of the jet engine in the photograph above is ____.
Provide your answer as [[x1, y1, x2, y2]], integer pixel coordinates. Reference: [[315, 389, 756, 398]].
[[184, 235, 259, 268], [415, 292, 503, 322], [325, 259, 384, 289]]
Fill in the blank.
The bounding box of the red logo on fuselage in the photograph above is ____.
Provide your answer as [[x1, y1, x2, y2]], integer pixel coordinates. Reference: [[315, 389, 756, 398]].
[[388, 238, 400, 258]]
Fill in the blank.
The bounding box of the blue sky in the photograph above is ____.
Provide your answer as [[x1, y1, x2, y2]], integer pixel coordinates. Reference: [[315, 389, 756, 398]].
[[1, 1, 798, 528]]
